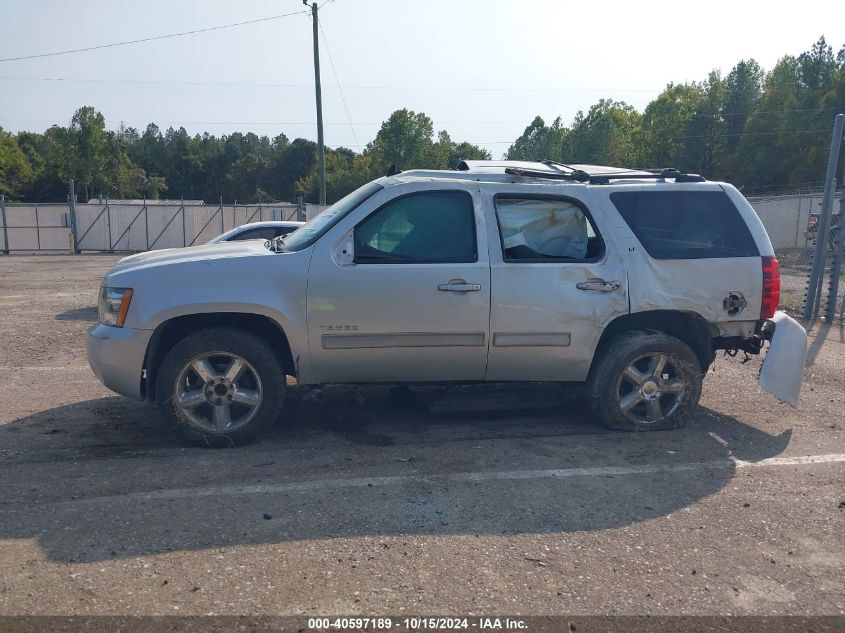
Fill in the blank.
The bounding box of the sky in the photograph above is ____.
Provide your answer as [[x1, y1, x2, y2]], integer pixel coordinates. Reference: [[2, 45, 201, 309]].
[[0, 0, 843, 158]]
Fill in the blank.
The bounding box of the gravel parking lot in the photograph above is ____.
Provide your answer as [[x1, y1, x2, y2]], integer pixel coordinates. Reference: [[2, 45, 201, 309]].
[[0, 255, 843, 619]]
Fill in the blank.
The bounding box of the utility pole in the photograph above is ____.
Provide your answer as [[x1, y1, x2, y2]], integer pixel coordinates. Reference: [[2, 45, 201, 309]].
[[305, 1, 327, 205]]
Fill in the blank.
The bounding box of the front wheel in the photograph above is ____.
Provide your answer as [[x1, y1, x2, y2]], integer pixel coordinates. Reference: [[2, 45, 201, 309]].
[[155, 327, 285, 447], [588, 331, 703, 431]]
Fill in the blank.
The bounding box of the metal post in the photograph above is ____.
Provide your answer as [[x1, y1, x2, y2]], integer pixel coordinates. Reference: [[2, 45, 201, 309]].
[[220, 196, 224, 234], [34, 203, 40, 250], [106, 199, 112, 253], [143, 197, 149, 251], [309, 1, 327, 205], [68, 179, 79, 253], [825, 189, 845, 320], [0, 195, 8, 255], [297, 196, 306, 222], [181, 197, 186, 247], [804, 114, 844, 320], [812, 179, 835, 320]]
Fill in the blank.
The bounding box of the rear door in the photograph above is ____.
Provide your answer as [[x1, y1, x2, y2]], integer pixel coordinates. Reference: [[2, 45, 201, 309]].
[[482, 183, 629, 382]]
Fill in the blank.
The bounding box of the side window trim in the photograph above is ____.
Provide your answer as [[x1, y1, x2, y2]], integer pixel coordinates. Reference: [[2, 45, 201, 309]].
[[353, 189, 479, 265], [492, 192, 606, 264]]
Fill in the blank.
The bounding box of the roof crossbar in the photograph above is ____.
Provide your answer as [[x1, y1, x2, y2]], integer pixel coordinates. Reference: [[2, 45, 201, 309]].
[[504, 164, 706, 185]]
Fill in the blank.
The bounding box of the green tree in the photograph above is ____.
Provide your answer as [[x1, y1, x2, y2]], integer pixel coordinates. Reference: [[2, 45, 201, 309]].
[[721, 60, 764, 152], [639, 83, 703, 169], [0, 127, 35, 198], [366, 109, 438, 173], [505, 116, 567, 161], [683, 70, 725, 176], [70, 106, 109, 200], [798, 36, 836, 92], [274, 137, 318, 202], [566, 100, 641, 166]]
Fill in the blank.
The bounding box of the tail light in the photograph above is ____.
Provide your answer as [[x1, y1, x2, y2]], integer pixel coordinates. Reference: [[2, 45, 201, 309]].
[[761, 256, 780, 319]]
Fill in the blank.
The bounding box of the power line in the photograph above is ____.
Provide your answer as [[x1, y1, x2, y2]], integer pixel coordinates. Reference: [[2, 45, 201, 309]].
[[0, 117, 531, 125], [6, 75, 845, 117], [318, 18, 358, 146], [668, 128, 833, 140], [0, 74, 661, 93], [0, 10, 308, 62]]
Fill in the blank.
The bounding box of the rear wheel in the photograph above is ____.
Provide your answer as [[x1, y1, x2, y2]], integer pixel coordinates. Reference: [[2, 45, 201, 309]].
[[588, 331, 702, 431], [156, 327, 285, 447]]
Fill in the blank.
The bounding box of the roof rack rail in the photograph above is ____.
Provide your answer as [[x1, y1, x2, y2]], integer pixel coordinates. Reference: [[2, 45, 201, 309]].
[[504, 163, 706, 185]]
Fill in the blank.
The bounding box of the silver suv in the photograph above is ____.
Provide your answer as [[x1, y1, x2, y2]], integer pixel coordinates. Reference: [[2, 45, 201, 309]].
[[87, 161, 807, 447]]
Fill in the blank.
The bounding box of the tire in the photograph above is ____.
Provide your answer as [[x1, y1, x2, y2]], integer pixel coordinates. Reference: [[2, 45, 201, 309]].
[[588, 330, 702, 432], [155, 327, 286, 447]]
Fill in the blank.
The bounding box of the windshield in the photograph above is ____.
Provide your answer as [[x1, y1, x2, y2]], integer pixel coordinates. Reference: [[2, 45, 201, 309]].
[[281, 181, 384, 251]]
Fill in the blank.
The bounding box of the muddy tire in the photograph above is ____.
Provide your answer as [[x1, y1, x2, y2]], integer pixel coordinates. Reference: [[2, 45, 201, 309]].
[[588, 330, 702, 432], [155, 327, 285, 447]]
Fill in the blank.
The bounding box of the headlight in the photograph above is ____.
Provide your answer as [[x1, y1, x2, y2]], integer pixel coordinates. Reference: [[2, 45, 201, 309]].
[[98, 287, 133, 327]]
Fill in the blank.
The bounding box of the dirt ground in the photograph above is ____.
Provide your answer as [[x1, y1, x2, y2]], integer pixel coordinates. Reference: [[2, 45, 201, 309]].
[[0, 255, 843, 619]]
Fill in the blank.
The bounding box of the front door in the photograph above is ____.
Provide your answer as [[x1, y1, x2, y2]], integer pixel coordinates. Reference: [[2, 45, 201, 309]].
[[482, 184, 629, 382], [306, 183, 491, 383]]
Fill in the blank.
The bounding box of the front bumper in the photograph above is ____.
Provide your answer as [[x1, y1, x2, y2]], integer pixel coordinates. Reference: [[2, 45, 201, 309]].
[[87, 323, 153, 400]]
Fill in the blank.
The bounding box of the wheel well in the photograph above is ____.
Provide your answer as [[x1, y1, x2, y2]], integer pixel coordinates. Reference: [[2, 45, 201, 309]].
[[142, 313, 296, 401], [590, 310, 717, 377]]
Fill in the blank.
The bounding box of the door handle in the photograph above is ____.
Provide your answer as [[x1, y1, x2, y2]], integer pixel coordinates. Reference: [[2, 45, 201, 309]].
[[576, 278, 621, 292], [438, 280, 481, 292]]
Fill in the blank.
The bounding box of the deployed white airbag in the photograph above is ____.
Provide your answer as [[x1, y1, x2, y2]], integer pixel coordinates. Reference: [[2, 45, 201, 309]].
[[758, 311, 808, 406], [497, 198, 588, 259]]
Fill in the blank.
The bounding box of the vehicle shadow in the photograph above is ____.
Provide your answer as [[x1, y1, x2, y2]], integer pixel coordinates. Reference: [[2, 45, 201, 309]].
[[0, 387, 792, 563], [54, 306, 98, 321]]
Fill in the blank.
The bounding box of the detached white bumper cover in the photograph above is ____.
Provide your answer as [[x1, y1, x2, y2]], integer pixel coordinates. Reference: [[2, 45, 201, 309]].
[[758, 311, 807, 406]]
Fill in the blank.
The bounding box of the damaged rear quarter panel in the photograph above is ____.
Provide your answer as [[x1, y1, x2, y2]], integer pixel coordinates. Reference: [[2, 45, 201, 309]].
[[593, 184, 764, 325]]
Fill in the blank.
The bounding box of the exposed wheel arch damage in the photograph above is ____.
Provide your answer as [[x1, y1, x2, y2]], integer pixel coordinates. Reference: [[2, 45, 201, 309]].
[[589, 310, 718, 378], [142, 313, 296, 401]]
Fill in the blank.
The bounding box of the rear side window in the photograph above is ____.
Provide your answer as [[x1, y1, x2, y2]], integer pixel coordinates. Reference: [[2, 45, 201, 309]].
[[610, 191, 759, 259], [495, 196, 604, 262]]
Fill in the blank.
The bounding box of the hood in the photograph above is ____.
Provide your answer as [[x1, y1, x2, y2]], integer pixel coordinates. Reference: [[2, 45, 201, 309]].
[[105, 241, 270, 280]]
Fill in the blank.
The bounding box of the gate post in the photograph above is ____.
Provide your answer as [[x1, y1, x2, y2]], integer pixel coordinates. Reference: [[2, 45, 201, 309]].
[[297, 196, 306, 222], [68, 179, 79, 253], [824, 189, 845, 320], [143, 197, 149, 251], [1, 195, 8, 254], [804, 114, 844, 320]]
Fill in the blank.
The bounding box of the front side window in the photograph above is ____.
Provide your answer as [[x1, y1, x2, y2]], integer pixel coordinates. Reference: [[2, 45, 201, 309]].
[[282, 181, 383, 251], [354, 190, 476, 263], [495, 196, 603, 262], [609, 190, 760, 259]]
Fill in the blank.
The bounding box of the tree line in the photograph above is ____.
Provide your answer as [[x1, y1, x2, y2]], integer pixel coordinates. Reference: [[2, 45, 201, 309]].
[[1, 37, 843, 204], [506, 37, 845, 193]]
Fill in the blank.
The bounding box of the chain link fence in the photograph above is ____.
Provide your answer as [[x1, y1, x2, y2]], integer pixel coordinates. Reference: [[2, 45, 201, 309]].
[[746, 189, 842, 318], [1, 191, 842, 318], [0, 198, 329, 253]]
